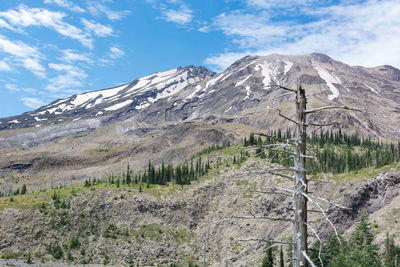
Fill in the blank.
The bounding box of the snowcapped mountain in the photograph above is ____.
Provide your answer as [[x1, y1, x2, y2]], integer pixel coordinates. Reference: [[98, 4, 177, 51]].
[[0, 66, 214, 130], [1, 53, 400, 140]]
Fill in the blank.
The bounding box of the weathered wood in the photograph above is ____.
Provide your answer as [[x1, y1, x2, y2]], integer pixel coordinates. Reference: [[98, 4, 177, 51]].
[[293, 85, 308, 267]]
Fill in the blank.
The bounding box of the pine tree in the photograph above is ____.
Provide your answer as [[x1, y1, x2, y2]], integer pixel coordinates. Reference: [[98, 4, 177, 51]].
[[262, 241, 274, 267], [383, 231, 399, 267], [330, 213, 380, 267], [280, 246, 284, 267], [126, 164, 131, 184], [21, 184, 27, 195]]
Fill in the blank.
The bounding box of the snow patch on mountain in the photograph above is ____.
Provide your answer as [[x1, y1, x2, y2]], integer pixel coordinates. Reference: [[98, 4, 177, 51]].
[[235, 74, 252, 87], [255, 61, 277, 89], [243, 86, 252, 100], [224, 106, 232, 113], [135, 103, 150, 110], [283, 60, 293, 75], [364, 84, 378, 94], [236, 61, 256, 74], [186, 85, 202, 99], [105, 99, 133, 111], [206, 73, 224, 89], [220, 72, 233, 82], [34, 117, 48, 122], [313, 65, 341, 100]]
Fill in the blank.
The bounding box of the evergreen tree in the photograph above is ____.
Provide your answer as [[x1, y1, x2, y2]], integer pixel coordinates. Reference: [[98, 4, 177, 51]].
[[262, 240, 274, 267], [126, 164, 131, 184], [330, 213, 380, 267], [383, 231, 399, 267], [21, 184, 27, 195], [280, 246, 284, 267]]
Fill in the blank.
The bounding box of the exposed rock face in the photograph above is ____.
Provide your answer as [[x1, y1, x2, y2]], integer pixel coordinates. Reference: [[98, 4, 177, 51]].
[[320, 171, 400, 236]]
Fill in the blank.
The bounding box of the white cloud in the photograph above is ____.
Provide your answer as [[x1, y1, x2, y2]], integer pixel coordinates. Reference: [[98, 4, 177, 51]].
[[60, 49, 92, 63], [46, 63, 87, 92], [0, 5, 93, 48], [205, 0, 400, 71], [81, 18, 113, 37], [109, 47, 125, 59], [161, 7, 193, 25], [5, 83, 18, 92], [87, 2, 130, 21], [21, 97, 46, 108], [23, 58, 46, 78], [205, 51, 250, 72], [0, 18, 17, 31], [44, 0, 85, 13], [246, 0, 316, 10], [147, 0, 194, 25], [0, 34, 46, 77], [0, 60, 12, 71]]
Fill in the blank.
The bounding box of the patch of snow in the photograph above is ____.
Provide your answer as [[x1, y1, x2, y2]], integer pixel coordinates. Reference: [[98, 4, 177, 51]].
[[104, 99, 133, 111], [8, 120, 20, 123], [150, 80, 189, 103], [283, 60, 293, 75], [313, 65, 341, 101], [128, 68, 179, 94], [35, 124, 41, 127], [71, 92, 99, 106], [155, 71, 188, 90], [235, 74, 252, 87], [220, 72, 233, 82], [236, 60, 256, 74], [208, 89, 215, 93], [186, 85, 202, 99], [243, 86, 252, 100], [72, 117, 81, 121], [255, 62, 274, 89], [364, 84, 378, 94], [156, 68, 178, 78], [0, 122, 2, 124], [95, 111, 103, 117], [49, 98, 68, 107], [205, 73, 224, 89], [135, 102, 150, 110], [224, 106, 232, 113], [34, 117, 48, 121], [127, 79, 152, 93]]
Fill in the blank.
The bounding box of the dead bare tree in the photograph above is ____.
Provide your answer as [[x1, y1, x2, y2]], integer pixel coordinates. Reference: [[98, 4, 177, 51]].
[[215, 83, 385, 267]]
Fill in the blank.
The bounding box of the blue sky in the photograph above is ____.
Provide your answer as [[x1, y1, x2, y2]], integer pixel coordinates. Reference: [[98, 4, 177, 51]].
[[0, 0, 399, 117]]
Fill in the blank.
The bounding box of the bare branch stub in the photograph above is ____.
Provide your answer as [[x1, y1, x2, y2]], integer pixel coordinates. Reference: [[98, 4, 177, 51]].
[[216, 215, 293, 223], [303, 250, 318, 267], [277, 109, 299, 125], [304, 105, 387, 118], [237, 239, 294, 245], [270, 84, 297, 93], [305, 122, 341, 127]]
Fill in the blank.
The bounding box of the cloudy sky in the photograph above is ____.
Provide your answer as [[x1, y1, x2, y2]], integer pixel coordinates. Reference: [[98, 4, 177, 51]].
[[0, 0, 399, 117]]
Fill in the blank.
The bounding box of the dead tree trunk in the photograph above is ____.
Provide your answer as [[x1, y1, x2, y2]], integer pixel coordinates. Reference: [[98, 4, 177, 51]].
[[293, 85, 308, 267]]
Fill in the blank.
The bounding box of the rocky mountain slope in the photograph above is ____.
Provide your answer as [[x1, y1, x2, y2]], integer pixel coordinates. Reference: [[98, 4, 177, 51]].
[[1, 156, 399, 266], [1, 53, 399, 138], [1, 52, 399, 192]]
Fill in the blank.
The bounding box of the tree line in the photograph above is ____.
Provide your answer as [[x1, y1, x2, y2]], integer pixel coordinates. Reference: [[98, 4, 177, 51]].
[[245, 129, 400, 174], [83, 148, 249, 190]]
